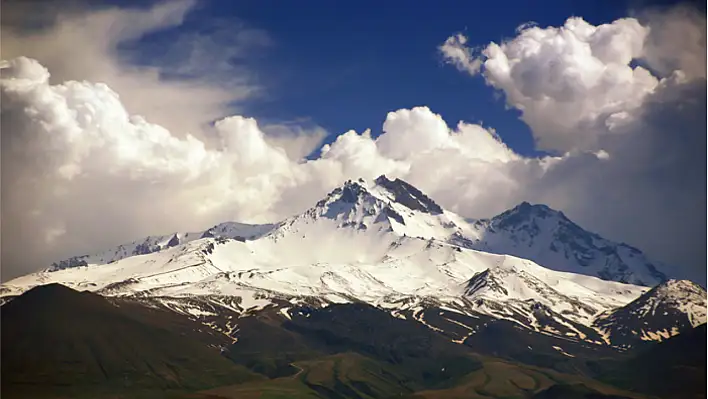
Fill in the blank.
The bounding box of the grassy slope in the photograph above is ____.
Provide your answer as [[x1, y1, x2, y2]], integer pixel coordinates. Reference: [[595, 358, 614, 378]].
[[411, 355, 647, 399], [184, 352, 646, 399], [194, 352, 412, 399], [178, 302, 646, 399], [183, 313, 703, 399], [280, 303, 483, 390], [221, 310, 325, 378], [188, 303, 655, 399], [1, 284, 262, 399], [3, 286, 698, 399], [595, 323, 707, 399], [460, 319, 628, 375]]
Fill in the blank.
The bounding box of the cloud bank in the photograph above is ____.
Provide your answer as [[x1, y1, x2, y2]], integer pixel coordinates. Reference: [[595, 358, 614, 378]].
[[1, 3, 705, 285]]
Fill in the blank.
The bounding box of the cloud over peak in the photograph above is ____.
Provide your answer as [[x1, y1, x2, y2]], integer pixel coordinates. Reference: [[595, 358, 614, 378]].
[[0, 57, 519, 280], [1, 3, 704, 286]]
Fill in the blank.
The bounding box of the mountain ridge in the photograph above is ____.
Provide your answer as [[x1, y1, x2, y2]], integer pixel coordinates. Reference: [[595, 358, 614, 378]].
[[2, 176, 701, 350], [593, 279, 707, 347], [43, 176, 668, 286], [462, 201, 668, 286], [4, 283, 670, 399]]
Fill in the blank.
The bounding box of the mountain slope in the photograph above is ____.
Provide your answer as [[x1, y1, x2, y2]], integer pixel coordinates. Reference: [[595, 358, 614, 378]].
[[1, 284, 262, 399], [198, 352, 414, 399], [2, 286, 651, 399], [593, 279, 707, 347], [2, 176, 697, 350], [459, 202, 667, 286], [596, 323, 707, 399], [42, 177, 667, 287], [4, 283, 699, 399], [1, 225, 648, 338], [187, 304, 647, 399], [47, 221, 276, 272]]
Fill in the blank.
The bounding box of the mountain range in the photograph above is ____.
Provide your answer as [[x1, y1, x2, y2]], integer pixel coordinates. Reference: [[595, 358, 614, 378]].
[[2, 175, 705, 398]]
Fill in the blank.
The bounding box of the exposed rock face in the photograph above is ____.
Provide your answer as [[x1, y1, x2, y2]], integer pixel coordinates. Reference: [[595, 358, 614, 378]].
[[374, 175, 443, 215]]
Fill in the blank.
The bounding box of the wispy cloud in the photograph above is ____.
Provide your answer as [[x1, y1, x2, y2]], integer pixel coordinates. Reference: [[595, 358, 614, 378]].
[[439, 33, 482, 75]]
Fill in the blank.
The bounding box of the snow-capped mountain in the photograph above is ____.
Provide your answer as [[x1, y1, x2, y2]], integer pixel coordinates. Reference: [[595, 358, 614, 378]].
[[458, 202, 667, 286], [1, 175, 702, 348], [594, 279, 707, 347], [46, 222, 276, 271]]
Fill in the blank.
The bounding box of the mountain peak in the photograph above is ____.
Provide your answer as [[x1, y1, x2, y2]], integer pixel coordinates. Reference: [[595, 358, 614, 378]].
[[4, 283, 96, 311], [516, 201, 552, 212], [305, 178, 403, 231], [594, 278, 706, 347], [338, 179, 370, 203], [649, 279, 706, 302], [374, 175, 443, 215], [311, 176, 444, 224], [315, 179, 376, 210], [468, 202, 668, 286], [494, 201, 566, 226]]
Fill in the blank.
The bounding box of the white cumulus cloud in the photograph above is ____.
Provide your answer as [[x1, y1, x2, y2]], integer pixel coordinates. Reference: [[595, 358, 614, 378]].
[[1, 57, 519, 280], [439, 5, 707, 283], [0, 3, 704, 287], [443, 17, 660, 152]]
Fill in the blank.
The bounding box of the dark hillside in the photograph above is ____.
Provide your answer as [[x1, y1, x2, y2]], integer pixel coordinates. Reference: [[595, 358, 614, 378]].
[[1, 284, 261, 398]]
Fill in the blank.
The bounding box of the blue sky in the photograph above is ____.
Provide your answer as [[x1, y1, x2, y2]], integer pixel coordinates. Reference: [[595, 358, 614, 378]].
[[118, 0, 691, 157]]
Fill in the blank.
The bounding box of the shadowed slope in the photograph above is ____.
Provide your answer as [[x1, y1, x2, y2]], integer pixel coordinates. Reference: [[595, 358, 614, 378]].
[[597, 323, 707, 399], [1, 284, 262, 399]]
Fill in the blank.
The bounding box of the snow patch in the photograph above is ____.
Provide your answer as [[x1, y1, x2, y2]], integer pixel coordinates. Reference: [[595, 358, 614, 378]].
[[552, 345, 575, 358], [279, 307, 292, 320]]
